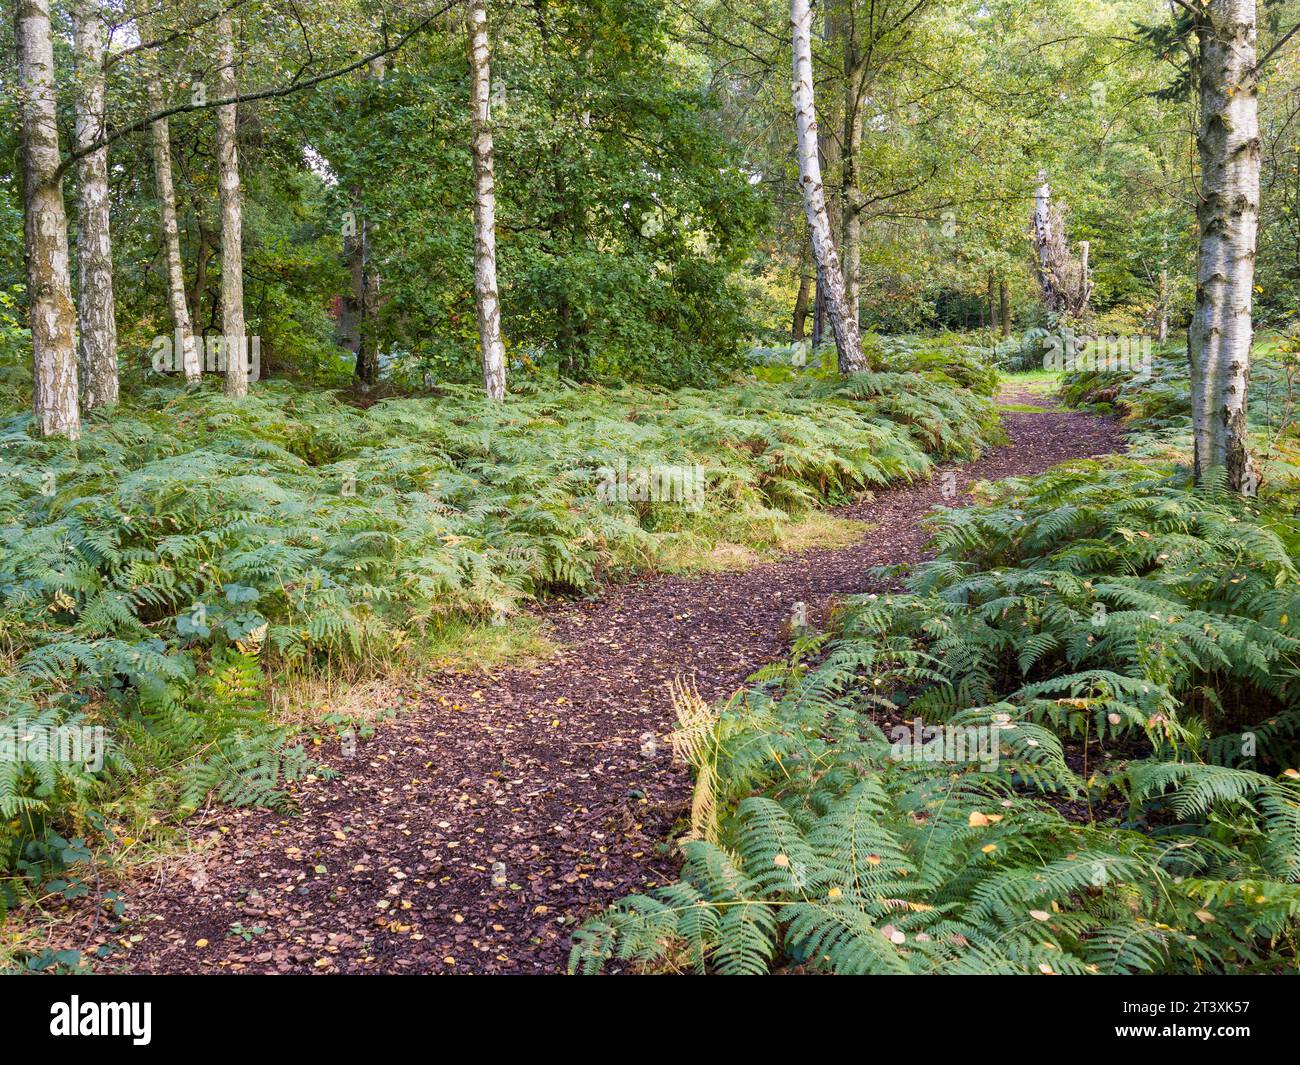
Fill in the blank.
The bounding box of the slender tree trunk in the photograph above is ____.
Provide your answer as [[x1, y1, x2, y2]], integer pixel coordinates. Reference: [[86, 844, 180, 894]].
[[791, 0, 864, 374], [792, 231, 813, 339], [189, 225, 210, 334], [345, 196, 373, 386], [999, 278, 1011, 337], [347, 213, 382, 387], [1078, 240, 1092, 321], [468, 0, 506, 401], [1156, 268, 1169, 344], [987, 270, 998, 333], [16, 0, 79, 437], [791, 275, 812, 340], [71, 0, 117, 410], [815, 117, 839, 354], [216, 10, 247, 397], [792, 275, 812, 342], [349, 59, 388, 389], [1189, 0, 1259, 492], [358, 223, 381, 384], [812, 267, 826, 348], [147, 76, 200, 382], [839, 53, 866, 329]]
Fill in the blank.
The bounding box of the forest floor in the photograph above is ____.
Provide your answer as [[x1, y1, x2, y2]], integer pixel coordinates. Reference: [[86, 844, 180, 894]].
[[59, 385, 1122, 974]]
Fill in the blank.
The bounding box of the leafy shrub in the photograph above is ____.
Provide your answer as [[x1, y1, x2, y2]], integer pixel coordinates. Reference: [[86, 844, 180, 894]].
[[1059, 346, 1296, 433], [748, 333, 1001, 400], [871, 335, 1001, 397], [1059, 343, 1300, 504]]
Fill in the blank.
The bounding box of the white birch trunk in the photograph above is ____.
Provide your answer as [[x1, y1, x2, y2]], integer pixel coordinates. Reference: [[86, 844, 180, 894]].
[[791, 0, 864, 374], [147, 76, 200, 382], [71, 0, 117, 410], [16, 0, 80, 437], [216, 11, 247, 397], [1189, 0, 1259, 492], [469, 0, 506, 401]]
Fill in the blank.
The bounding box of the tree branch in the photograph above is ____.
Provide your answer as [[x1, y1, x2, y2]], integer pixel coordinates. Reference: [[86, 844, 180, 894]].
[[55, 1, 461, 181], [1256, 20, 1300, 79], [108, 0, 254, 68]]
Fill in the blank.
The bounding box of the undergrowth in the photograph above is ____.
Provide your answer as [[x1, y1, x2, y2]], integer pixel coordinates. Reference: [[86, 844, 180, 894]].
[[0, 363, 998, 914], [570, 352, 1300, 976], [1059, 344, 1300, 498]]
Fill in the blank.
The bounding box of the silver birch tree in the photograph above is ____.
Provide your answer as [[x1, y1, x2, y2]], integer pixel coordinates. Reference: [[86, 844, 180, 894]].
[[791, 0, 864, 374], [16, 0, 80, 437], [216, 9, 248, 397], [468, 0, 506, 401], [1189, 0, 1260, 492], [71, 0, 118, 409]]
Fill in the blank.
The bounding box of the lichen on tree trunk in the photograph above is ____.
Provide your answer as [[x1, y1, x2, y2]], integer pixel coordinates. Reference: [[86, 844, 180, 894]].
[[469, 0, 506, 401], [17, 0, 80, 437], [839, 47, 866, 332], [71, 0, 118, 410], [216, 10, 248, 397]]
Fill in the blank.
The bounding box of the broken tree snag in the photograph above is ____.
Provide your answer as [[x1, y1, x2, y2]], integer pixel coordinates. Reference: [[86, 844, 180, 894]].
[[1032, 178, 1058, 312], [1188, 0, 1260, 494], [791, 0, 865, 375], [1030, 175, 1092, 320]]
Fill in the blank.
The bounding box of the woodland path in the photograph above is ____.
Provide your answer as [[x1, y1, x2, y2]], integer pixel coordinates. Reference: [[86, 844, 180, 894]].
[[79, 389, 1122, 974]]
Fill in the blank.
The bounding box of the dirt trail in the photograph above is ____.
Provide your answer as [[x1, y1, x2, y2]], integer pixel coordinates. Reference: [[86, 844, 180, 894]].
[[80, 390, 1121, 974]]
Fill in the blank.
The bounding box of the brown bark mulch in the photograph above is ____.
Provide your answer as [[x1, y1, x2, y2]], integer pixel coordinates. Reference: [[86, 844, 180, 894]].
[[73, 390, 1123, 974]]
